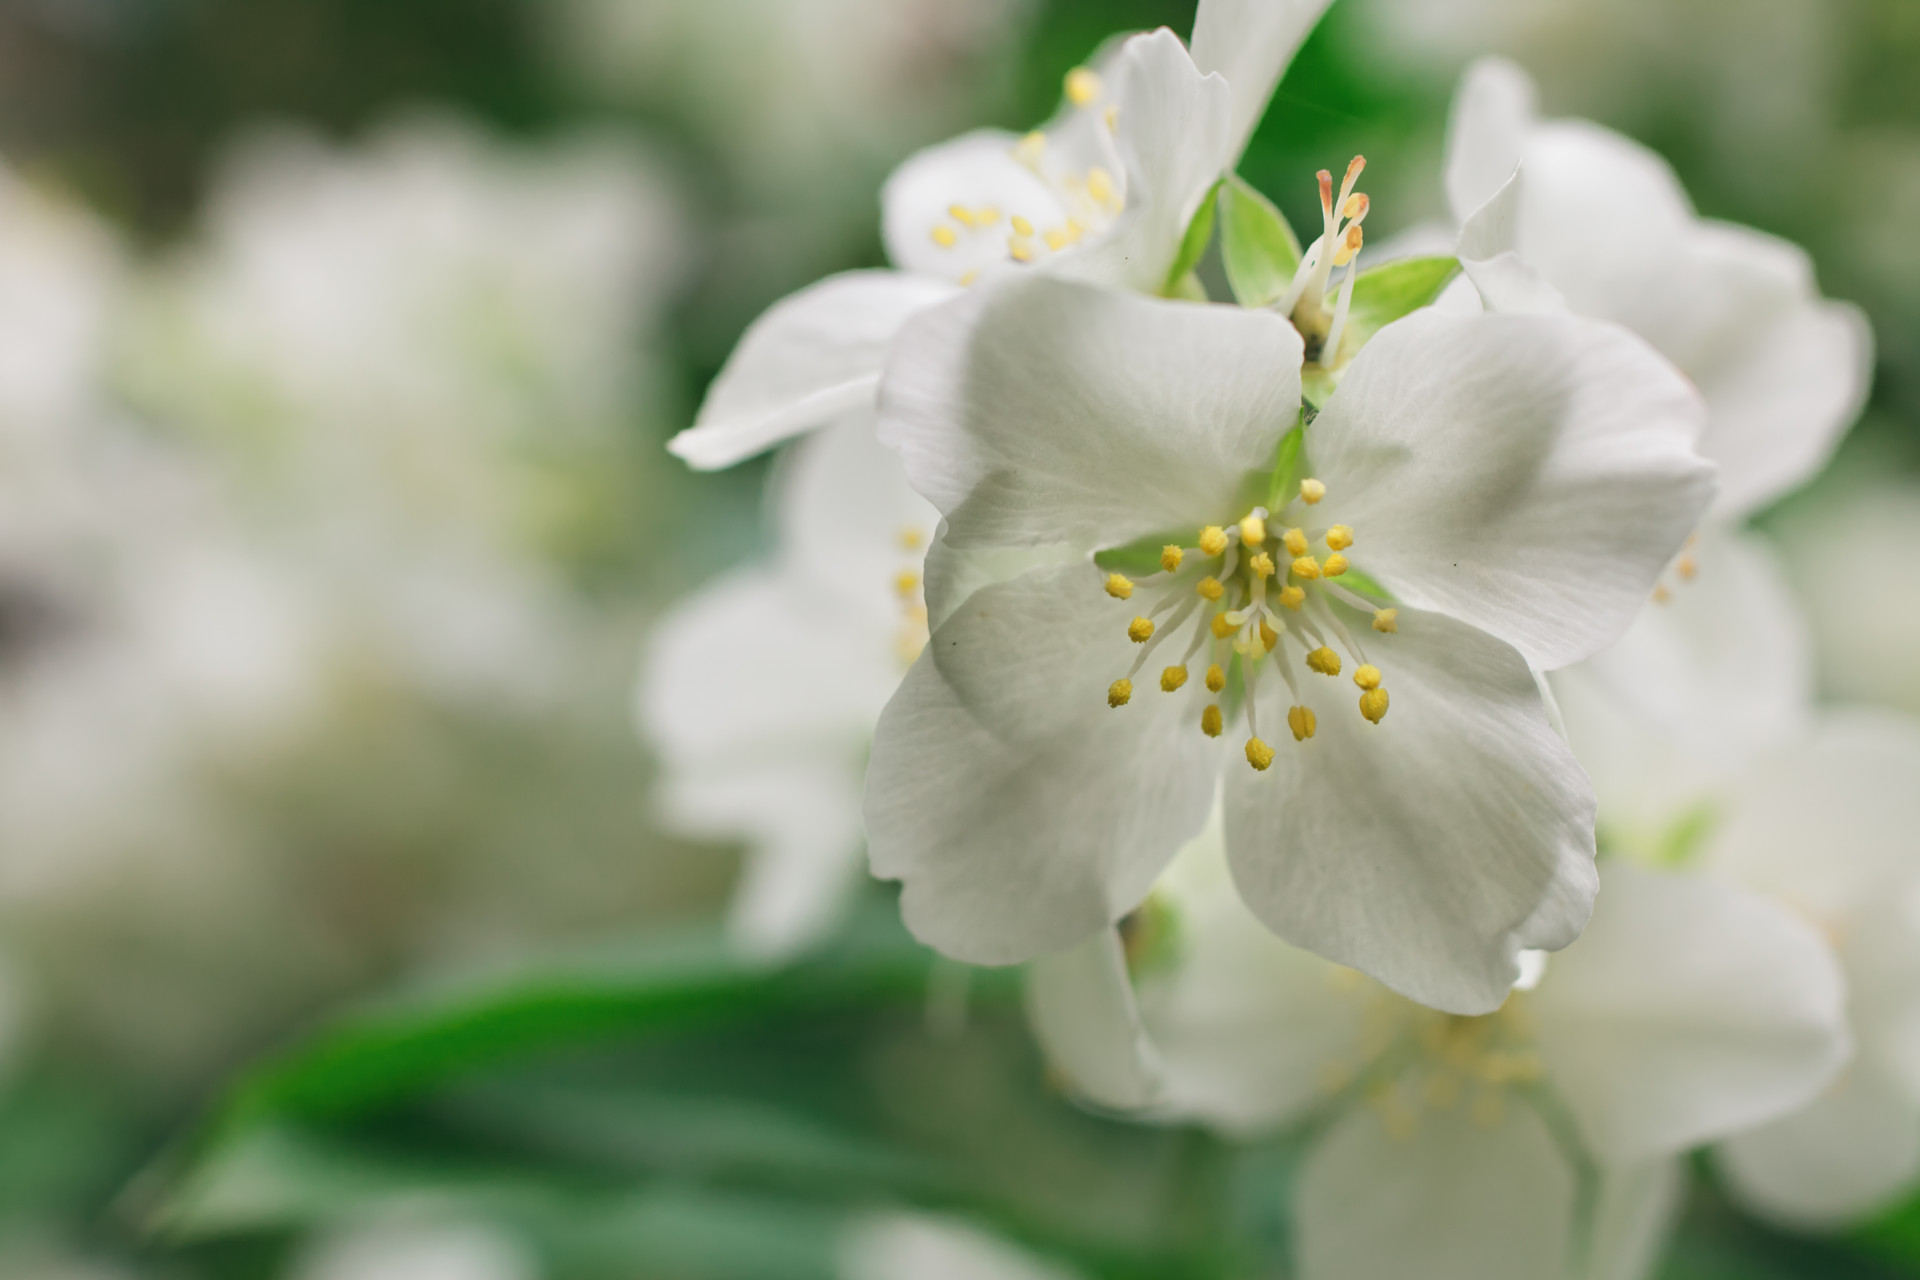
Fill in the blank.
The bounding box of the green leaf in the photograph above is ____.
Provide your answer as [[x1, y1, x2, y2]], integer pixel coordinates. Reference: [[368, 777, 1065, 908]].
[[1219, 174, 1302, 308], [1161, 180, 1222, 297], [1334, 255, 1460, 359]]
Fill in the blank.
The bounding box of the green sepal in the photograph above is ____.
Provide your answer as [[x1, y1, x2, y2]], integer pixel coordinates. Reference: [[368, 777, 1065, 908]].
[[1169, 271, 1209, 303], [1094, 534, 1184, 577], [1219, 173, 1302, 307], [1161, 180, 1223, 297], [1334, 255, 1461, 359], [1264, 419, 1305, 511]]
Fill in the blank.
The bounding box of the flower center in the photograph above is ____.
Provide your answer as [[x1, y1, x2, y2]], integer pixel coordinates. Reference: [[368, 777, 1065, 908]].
[[1102, 477, 1398, 770], [1277, 156, 1372, 369], [893, 524, 930, 667], [922, 66, 1124, 286]]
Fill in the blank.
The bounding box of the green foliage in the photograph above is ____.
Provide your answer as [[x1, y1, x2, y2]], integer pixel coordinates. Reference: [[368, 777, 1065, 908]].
[[1220, 174, 1304, 307], [1338, 255, 1461, 355]]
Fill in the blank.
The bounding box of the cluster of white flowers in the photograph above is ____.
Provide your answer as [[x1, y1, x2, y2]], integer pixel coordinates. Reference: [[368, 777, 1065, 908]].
[[647, 0, 1901, 1274]]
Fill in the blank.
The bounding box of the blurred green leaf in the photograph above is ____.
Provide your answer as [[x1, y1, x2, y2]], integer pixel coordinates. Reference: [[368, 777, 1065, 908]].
[[1338, 256, 1460, 354], [1164, 182, 1222, 296], [1220, 173, 1303, 307]]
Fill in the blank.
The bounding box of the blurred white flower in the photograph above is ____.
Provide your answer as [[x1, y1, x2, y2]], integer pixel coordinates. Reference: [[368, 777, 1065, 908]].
[[838, 1212, 1081, 1280], [1445, 59, 1871, 522], [288, 1217, 536, 1280], [865, 268, 1712, 1014], [668, 1, 1334, 470], [119, 115, 684, 703], [1032, 814, 1847, 1280], [637, 414, 936, 960]]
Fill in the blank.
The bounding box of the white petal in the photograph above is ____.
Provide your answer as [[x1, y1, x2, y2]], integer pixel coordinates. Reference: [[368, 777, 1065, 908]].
[[879, 272, 1303, 551], [921, 528, 1079, 632], [839, 1213, 1082, 1280], [1701, 709, 1920, 916], [1224, 604, 1598, 1016], [1293, 1096, 1576, 1280], [1444, 57, 1537, 225], [1531, 863, 1849, 1166], [1845, 883, 1920, 1095], [1310, 308, 1714, 670], [1025, 926, 1164, 1111], [1135, 810, 1374, 1133], [881, 131, 1074, 283], [1585, 1160, 1687, 1280], [1190, 0, 1335, 164], [1717, 1056, 1920, 1229], [864, 563, 1222, 965], [669, 271, 958, 469], [1457, 166, 1569, 315], [1553, 529, 1813, 849], [1053, 30, 1234, 294], [775, 410, 940, 614]]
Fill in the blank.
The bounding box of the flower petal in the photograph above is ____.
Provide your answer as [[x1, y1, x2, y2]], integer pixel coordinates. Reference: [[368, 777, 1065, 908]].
[[1053, 29, 1234, 294], [1310, 308, 1713, 670], [879, 271, 1303, 551], [1701, 709, 1920, 916], [839, 1213, 1083, 1280], [1190, 0, 1334, 164], [881, 131, 1074, 283], [1586, 1160, 1687, 1280], [1293, 1094, 1576, 1280], [776, 410, 940, 613], [1025, 926, 1165, 1111], [669, 271, 959, 469], [865, 562, 1222, 965], [1531, 863, 1849, 1166], [1444, 57, 1535, 226], [1224, 604, 1597, 1016], [1456, 166, 1570, 315]]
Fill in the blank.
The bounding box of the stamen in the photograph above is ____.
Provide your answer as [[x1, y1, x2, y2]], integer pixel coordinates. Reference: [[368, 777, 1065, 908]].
[[1278, 585, 1306, 610], [1332, 223, 1364, 268], [1161, 545, 1185, 573], [1259, 618, 1281, 652], [1283, 527, 1309, 556], [1211, 612, 1237, 639], [1677, 556, 1697, 581], [1087, 167, 1117, 206], [1239, 512, 1268, 545], [1065, 67, 1102, 107], [1249, 551, 1277, 578], [1360, 687, 1390, 724], [1288, 705, 1317, 742], [898, 527, 926, 550], [1009, 237, 1036, 263], [1105, 573, 1135, 600], [1372, 609, 1399, 634], [931, 225, 958, 248], [1161, 665, 1189, 692], [1128, 617, 1155, 643], [1044, 226, 1071, 251], [1325, 526, 1353, 551], [1205, 663, 1226, 693], [1246, 737, 1276, 771], [1199, 526, 1229, 556], [1291, 555, 1323, 580], [1202, 704, 1224, 737], [1011, 215, 1036, 238], [1354, 665, 1382, 690], [1108, 679, 1133, 708], [1196, 577, 1224, 601], [895, 570, 922, 596], [1015, 132, 1046, 168], [1300, 479, 1326, 505], [1306, 646, 1342, 677], [1324, 553, 1350, 577]]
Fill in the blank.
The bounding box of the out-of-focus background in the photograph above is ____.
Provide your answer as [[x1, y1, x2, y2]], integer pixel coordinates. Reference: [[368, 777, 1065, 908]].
[[0, 1, 1914, 1277]]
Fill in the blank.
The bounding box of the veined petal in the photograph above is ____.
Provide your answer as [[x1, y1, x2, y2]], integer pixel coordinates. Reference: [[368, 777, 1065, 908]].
[[1701, 709, 1920, 916], [671, 271, 959, 469], [1052, 29, 1234, 294], [1444, 57, 1535, 226], [1531, 863, 1849, 1166], [1224, 605, 1597, 1016], [1310, 309, 1714, 670], [1026, 926, 1164, 1111], [921, 528, 1079, 632], [879, 272, 1303, 551], [1190, 0, 1335, 164], [1293, 1096, 1576, 1280], [864, 563, 1221, 965], [881, 131, 1073, 283]]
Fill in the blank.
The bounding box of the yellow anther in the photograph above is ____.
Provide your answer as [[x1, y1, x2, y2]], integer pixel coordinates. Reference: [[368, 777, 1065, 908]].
[[1278, 585, 1306, 610], [1325, 525, 1354, 551], [958, 269, 979, 287], [1652, 585, 1673, 604], [1065, 66, 1102, 106], [1205, 663, 1226, 693], [1010, 215, 1035, 238], [1306, 646, 1342, 677], [1201, 704, 1223, 737], [1105, 573, 1134, 600], [1108, 679, 1133, 708], [895, 570, 922, 597], [1009, 237, 1036, 263], [898, 526, 926, 550], [948, 204, 977, 227], [1239, 513, 1268, 546], [1199, 526, 1229, 556], [1128, 616, 1155, 643], [1354, 664, 1382, 691], [1259, 619, 1280, 652], [1300, 478, 1326, 505], [1249, 551, 1276, 579], [1288, 705, 1317, 742], [1246, 737, 1276, 771], [931, 225, 958, 248], [978, 207, 1002, 226], [1161, 545, 1184, 573], [1677, 556, 1698, 581], [1291, 555, 1323, 580], [1015, 132, 1046, 167], [1044, 226, 1071, 252], [1211, 612, 1237, 639], [1088, 166, 1117, 205], [1324, 553, 1349, 577], [1283, 527, 1309, 556], [1161, 665, 1188, 692], [1333, 223, 1365, 267], [1343, 192, 1370, 221], [1372, 608, 1398, 633], [1360, 687, 1390, 724], [1196, 576, 1224, 601]]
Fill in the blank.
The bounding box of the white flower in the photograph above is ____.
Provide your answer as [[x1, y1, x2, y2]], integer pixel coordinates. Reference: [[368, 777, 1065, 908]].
[[667, 0, 1334, 470], [1554, 527, 1920, 1227], [638, 413, 938, 960], [289, 1217, 536, 1280], [1444, 58, 1872, 522], [864, 268, 1713, 1013], [1031, 815, 1848, 1280], [838, 1212, 1082, 1280]]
